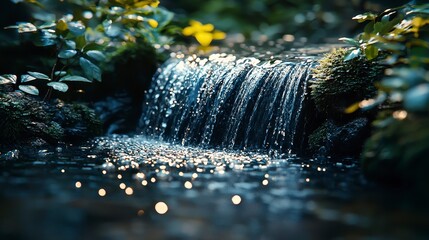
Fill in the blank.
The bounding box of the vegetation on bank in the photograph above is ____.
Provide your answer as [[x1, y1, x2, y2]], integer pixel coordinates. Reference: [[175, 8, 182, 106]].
[[310, 2, 429, 185], [0, 0, 176, 96], [0, 0, 226, 142]]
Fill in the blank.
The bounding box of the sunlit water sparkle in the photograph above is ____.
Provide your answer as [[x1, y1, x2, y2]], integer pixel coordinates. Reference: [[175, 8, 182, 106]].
[[1, 136, 428, 239]]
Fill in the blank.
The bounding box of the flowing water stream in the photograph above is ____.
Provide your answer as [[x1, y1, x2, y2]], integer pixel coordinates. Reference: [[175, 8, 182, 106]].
[[139, 53, 314, 153], [1, 47, 428, 239]]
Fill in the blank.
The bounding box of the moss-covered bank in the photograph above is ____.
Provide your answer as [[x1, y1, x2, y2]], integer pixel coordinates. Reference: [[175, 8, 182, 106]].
[[0, 91, 102, 147]]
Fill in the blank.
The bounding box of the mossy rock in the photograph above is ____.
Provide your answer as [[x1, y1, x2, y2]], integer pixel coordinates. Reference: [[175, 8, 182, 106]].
[[308, 121, 329, 153], [0, 92, 58, 143], [0, 92, 102, 145], [362, 115, 429, 185], [310, 48, 384, 119]]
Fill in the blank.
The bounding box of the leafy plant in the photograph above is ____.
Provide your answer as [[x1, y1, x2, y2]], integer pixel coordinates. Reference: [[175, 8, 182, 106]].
[[340, 3, 429, 114], [339, 3, 429, 185], [1, 0, 176, 97]]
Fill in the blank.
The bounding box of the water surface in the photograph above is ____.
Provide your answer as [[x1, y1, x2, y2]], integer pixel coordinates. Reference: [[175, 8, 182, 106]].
[[1, 136, 428, 240]]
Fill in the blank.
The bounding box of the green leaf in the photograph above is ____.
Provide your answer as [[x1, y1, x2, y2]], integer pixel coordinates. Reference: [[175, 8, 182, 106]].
[[364, 45, 379, 60], [86, 50, 106, 61], [65, 40, 76, 50], [83, 42, 105, 51], [68, 21, 86, 36], [344, 49, 361, 61], [47, 82, 69, 92], [11, 0, 44, 8], [54, 71, 67, 77], [151, 7, 174, 29], [404, 84, 429, 111], [352, 13, 377, 23], [34, 30, 57, 46], [0, 74, 17, 84], [59, 75, 92, 82], [58, 50, 77, 59], [339, 37, 359, 47], [28, 71, 50, 80], [74, 36, 87, 50], [38, 22, 56, 29], [374, 42, 405, 51], [363, 21, 374, 35], [373, 22, 385, 34], [18, 85, 39, 95], [21, 74, 36, 83], [79, 57, 101, 81], [381, 77, 407, 90], [6, 22, 37, 33]]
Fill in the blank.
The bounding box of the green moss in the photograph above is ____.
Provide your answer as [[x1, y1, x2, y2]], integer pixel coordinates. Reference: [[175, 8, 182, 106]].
[[308, 121, 328, 152], [362, 115, 429, 184], [58, 103, 103, 137], [310, 48, 384, 118], [0, 92, 53, 142], [0, 92, 102, 145], [44, 121, 64, 140]]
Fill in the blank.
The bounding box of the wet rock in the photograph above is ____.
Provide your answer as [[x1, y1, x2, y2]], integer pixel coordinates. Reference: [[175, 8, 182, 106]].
[[0, 149, 20, 161], [310, 118, 371, 157], [0, 91, 102, 147]]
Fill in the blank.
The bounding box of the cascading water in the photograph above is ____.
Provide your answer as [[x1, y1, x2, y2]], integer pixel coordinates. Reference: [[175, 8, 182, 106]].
[[139, 53, 316, 153]]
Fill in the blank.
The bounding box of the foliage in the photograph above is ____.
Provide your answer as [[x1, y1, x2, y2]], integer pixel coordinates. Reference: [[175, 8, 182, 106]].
[[362, 115, 429, 185], [340, 3, 429, 114], [340, 3, 429, 64], [1, 0, 176, 97], [339, 3, 429, 185], [310, 48, 384, 117]]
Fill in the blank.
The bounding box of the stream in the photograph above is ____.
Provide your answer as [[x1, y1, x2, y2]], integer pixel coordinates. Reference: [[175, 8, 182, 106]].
[[1, 135, 428, 239]]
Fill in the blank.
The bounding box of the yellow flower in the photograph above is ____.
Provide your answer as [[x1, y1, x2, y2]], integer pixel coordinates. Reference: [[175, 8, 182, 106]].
[[410, 17, 429, 38], [113, 0, 160, 8], [148, 19, 158, 28], [182, 20, 226, 47]]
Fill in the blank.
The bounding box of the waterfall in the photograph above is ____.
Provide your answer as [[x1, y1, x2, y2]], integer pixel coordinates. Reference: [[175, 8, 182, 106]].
[[139, 53, 316, 153]]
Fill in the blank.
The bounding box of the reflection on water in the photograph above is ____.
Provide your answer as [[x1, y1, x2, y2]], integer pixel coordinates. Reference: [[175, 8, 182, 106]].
[[0, 135, 428, 239]]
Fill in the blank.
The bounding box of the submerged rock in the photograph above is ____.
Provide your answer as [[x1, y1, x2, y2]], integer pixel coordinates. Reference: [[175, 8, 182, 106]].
[[0, 91, 102, 147]]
